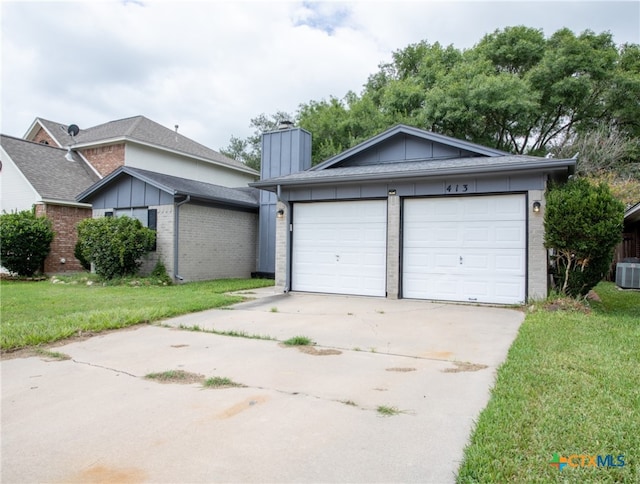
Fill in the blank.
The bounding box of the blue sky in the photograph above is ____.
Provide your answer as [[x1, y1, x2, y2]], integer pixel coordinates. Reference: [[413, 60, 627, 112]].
[[1, 1, 638, 152]]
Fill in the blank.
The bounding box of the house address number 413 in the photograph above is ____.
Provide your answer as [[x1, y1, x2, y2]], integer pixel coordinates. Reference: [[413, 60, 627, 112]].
[[445, 183, 470, 193]]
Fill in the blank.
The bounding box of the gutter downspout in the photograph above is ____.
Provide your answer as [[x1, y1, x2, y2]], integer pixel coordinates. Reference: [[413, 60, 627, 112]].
[[277, 184, 291, 293], [173, 195, 191, 282]]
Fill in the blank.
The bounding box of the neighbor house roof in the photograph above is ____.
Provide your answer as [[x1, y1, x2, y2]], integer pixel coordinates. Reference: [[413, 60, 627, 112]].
[[252, 154, 577, 190], [77, 166, 259, 209], [26, 116, 258, 176], [1, 134, 100, 204], [625, 201, 640, 224]]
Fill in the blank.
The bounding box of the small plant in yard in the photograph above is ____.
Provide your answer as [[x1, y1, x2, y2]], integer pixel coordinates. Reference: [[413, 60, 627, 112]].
[[377, 405, 401, 416], [283, 336, 314, 346], [203, 377, 245, 389], [150, 261, 172, 285], [0, 209, 54, 277], [145, 370, 205, 384], [270, 307, 278, 313], [176, 324, 274, 341], [34, 349, 71, 360]]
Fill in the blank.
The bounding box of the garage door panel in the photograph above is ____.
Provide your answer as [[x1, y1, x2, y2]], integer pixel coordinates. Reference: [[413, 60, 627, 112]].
[[293, 200, 387, 297], [403, 195, 526, 304]]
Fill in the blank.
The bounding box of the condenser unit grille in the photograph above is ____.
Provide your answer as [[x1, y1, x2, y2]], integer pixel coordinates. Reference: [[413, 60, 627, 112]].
[[616, 263, 640, 289]]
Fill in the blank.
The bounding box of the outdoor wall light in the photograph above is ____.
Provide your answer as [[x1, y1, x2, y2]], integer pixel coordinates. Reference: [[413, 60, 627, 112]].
[[388, 189, 397, 196], [276, 209, 285, 218], [533, 201, 541, 213]]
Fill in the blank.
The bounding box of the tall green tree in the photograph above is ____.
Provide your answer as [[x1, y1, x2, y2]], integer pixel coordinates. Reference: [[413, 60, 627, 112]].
[[226, 26, 640, 168]]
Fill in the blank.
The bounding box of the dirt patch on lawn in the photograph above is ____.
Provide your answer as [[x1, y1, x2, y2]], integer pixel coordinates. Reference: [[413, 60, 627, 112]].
[[386, 367, 417, 372], [442, 361, 488, 373]]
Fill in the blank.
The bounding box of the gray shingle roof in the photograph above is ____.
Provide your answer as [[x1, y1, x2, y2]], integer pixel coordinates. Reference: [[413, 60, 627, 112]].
[[252, 154, 576, 190], [77, 166, 259, 209], [1, 134, 100, 202], [34, 116, 258, 175]]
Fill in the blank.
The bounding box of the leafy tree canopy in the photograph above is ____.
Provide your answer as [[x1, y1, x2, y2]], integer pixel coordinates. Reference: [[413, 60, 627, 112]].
[[223, 26, 640, 182]]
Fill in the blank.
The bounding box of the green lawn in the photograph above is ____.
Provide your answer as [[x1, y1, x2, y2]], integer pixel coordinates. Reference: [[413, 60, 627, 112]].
[[0, 277, 274, 351], [457, 282, 640, 483]]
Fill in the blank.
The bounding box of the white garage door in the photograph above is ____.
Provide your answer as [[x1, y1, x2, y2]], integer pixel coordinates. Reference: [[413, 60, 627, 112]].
[[292, 200, 387, 297], [403, 195, 526, 304]]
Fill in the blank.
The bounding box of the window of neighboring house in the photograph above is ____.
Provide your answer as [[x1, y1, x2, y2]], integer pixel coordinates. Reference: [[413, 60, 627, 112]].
[[112, 208, 158, 251]]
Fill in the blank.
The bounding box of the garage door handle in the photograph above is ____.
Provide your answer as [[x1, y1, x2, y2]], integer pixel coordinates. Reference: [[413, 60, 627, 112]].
[[336, 255, 340, 262], [459, 256, 463, 264]]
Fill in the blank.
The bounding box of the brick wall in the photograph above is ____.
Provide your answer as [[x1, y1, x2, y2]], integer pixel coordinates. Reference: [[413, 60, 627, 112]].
[[32, 127, 57, 146], [177, 203, 257, 281], [386, 195, 400, 299], [35, 203, 92, 273], [81, 143, 126, 177], [528, 189, 547, 300], [275, 201, 288, 288], [139, 205, 175, 276]]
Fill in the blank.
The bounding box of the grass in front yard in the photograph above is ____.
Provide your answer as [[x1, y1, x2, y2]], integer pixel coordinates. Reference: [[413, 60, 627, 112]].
[[1, 277, 274, 351], [457, 282, 639, 483]]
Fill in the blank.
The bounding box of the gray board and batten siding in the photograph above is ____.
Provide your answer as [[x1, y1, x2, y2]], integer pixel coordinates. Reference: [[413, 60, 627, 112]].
[[256, 127, 311, 275]]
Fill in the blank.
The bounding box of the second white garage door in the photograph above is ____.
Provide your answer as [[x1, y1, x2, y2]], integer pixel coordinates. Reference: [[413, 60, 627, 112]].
[[292, 200, 387, 297], [403, 194, 526, 304]]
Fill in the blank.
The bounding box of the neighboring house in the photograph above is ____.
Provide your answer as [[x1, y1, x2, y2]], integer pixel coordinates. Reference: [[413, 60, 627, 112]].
[[0, 135, 99, 272], [76, 167, 259, 282], [618, 202, 640, 261], [24, 116, 258, 186], [252, 124, 576, 305], [1, 115, 259, 275]]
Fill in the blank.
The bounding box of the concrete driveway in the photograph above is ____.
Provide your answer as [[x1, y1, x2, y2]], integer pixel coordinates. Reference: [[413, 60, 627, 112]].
[[1, 288, 523, 483]]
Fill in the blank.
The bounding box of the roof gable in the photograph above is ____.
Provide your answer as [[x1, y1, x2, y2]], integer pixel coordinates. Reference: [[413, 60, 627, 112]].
[[1, 134, 100, 202], [77, 166, 259, 210], [25, 116, 258, 176], [312, 124, 508, 171]]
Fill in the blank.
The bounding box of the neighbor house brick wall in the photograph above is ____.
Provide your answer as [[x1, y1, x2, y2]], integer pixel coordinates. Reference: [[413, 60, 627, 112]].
[[81, 143, 126, 177], [386, 195, 400, 299], [31, 127, 57, 146], [177, 203, 257, 282], [528, 189, 547, 300], [36, 203, 92, 273]]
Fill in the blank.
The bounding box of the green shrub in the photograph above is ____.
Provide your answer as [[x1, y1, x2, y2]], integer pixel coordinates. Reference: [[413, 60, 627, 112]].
[[544, 178, 624, 297], [76, 216, 156, 280], [150, 260, 172, 285], [0, 209, 54, 276], [73, 239, 91, 271]]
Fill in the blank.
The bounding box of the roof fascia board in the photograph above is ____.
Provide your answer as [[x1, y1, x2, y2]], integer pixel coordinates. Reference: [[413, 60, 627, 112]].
[[40, 199, 93, 208], [71, 137, 258, 176], [311, 124, 508, 171], [625, 202, 640, 223], [76, 166, 175, 202], [252, 159, 576, 190]]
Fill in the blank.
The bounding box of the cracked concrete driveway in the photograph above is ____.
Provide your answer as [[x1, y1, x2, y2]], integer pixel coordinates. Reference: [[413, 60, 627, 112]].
[[1, 288, 523, 483]]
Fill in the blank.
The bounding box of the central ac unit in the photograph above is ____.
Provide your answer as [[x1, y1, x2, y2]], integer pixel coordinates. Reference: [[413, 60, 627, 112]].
[[616, 262, 640, 289]]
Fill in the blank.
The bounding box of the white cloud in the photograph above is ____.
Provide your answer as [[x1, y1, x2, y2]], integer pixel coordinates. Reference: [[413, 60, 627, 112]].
[[1, 0, 638, 152]]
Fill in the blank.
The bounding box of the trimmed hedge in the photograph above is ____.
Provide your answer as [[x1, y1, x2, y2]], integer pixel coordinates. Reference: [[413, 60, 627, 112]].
[[0, 209, 54, 276]]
